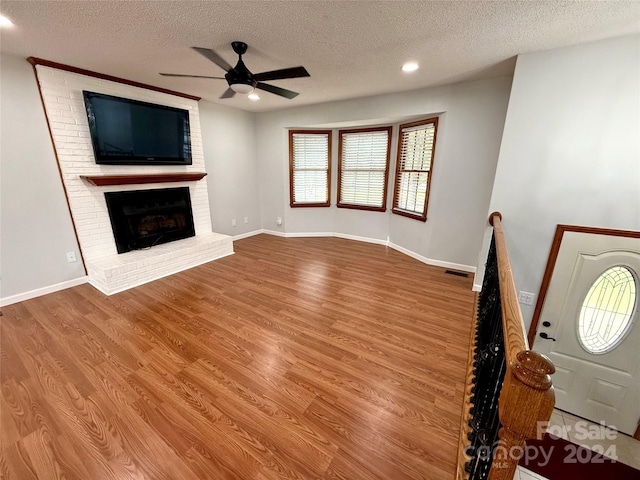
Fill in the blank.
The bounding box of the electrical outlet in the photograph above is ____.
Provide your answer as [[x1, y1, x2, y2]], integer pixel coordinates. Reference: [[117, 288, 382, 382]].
[[243, 216, 249, 224], [66, 251, 77, 263], [231, 218, 237, 227], [518, 291, 535, 305], [276, 216, 282, 226]]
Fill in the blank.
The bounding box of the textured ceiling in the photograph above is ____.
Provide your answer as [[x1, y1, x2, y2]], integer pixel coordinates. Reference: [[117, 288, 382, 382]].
[[1, 1, 639, 112]]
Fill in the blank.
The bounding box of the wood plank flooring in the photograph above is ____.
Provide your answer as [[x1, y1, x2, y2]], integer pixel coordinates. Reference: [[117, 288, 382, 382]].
[[0, 235, 476, 479]]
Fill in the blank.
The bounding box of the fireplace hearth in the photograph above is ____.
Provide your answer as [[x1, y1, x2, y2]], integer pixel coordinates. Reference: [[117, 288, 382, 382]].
[[105, 187, 196, 254]]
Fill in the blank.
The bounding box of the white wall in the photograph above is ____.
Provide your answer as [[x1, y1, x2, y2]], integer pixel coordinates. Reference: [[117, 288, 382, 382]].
[[483, 35, 640, 329], [199, 100, 261, 237], [0, 53, 85, 300], [256, 76, 512, 269]]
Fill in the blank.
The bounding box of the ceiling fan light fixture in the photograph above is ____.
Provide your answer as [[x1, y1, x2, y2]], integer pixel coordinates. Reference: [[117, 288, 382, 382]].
[[0, 15, 14, 27], [402, 62, 419, 72], [248, 93, 260, 101], [230, 83, 255, 94]]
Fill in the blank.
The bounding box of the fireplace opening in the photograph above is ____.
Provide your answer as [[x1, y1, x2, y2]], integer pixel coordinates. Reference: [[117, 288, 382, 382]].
[[105, 187, 196, 254]]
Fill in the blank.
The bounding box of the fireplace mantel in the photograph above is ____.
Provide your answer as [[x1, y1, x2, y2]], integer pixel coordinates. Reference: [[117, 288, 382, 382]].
[[80, 172, 207, 187]]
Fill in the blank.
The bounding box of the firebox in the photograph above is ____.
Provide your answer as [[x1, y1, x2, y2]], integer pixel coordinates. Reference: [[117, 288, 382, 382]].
[[104, 187, 196, 254]]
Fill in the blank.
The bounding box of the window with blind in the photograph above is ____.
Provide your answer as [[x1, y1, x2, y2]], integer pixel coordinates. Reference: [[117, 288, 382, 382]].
[[392, 118, 438, 221], [289, 130, 332, 207], [337, 127, 392, 211]]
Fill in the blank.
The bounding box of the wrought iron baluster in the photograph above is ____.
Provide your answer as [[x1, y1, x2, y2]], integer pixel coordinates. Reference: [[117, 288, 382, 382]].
[[465, 235, 506, 479]]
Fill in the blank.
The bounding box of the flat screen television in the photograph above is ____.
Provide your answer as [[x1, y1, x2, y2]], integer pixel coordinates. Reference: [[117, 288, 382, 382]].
[[82, 91, 192, 165]]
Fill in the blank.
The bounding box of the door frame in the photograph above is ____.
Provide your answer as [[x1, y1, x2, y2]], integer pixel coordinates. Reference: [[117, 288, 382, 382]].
[[528, 224, 640, 347]]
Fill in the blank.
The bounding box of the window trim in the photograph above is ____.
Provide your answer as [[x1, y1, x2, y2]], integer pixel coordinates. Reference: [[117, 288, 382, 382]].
[[392, 117, 439, 222], [289, 129, 332, 208], [336, 126, 392, 212]]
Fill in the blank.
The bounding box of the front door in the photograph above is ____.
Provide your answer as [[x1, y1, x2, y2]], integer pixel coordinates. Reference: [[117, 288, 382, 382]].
[[535, 229, 640, 435]]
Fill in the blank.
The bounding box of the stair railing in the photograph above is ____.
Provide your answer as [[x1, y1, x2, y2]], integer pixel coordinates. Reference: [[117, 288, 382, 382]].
[[456, 212, 556, 480]]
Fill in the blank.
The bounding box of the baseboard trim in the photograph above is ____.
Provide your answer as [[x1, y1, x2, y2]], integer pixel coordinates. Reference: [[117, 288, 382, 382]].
[[261, 230, 336, 239], [259, 230, 475, 274], [262, 230, 387, 245], [285, 231, 334, 238], [333, 232, 388, 246], [232, 229, 265, 241], [261, 229, 285, 237], [1, 276, 89, 307], [387, 242, 476, 273]]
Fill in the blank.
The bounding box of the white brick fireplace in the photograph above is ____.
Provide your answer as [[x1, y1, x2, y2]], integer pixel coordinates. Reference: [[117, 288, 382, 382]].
[[34, 63, 233, 295]]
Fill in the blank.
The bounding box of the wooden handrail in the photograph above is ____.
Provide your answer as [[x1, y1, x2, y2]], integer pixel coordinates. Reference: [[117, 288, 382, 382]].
[[489, 212, 529, 362], [487, 212, 555, 480], [459, 212, 555, 480]]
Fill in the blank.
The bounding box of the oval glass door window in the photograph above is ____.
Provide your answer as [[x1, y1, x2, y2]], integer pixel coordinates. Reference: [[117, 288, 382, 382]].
[[578, 266, 637, 354]]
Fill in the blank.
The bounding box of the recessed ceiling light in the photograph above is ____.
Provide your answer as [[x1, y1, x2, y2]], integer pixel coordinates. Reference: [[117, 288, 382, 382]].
[[248, 93, 260, 101], [0, 15, 14, 27], [402, 62, 419, 72]]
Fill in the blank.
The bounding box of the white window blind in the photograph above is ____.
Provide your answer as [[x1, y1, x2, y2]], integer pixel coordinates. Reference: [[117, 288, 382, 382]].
[[393, 119, 438, 220], [290, 131, 331, 206], [338, 128, 391, 210]]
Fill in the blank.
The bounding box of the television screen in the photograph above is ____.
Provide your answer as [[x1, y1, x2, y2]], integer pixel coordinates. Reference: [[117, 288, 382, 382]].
[[82, 91, 192, 165]]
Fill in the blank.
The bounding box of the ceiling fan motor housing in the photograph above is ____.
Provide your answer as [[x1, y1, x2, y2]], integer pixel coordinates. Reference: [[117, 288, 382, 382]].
[[225, 59, 257, 89]]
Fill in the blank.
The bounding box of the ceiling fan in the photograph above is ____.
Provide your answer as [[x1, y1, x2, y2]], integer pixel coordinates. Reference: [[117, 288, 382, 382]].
[[160, 42, 310, 99]]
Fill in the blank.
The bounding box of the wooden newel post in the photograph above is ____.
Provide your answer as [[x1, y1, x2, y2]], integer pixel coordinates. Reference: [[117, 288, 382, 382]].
[[488, 350, 555, 480]]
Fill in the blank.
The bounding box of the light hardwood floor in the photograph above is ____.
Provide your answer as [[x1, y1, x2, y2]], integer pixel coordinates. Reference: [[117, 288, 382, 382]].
[[0, 235, 476, 479]]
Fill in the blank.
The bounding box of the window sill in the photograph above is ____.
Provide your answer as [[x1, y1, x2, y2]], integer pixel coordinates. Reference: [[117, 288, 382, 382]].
[[337, 203, 386, 212], [290, 202, 331, 208], [392, 208, 427, 222]]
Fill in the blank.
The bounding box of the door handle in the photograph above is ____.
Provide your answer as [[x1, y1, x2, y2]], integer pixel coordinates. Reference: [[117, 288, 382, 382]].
[[540, 332, 556, 341]]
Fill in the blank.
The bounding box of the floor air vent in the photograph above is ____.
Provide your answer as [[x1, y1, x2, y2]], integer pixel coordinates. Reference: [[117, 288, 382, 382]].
[[445, 269, 469, 278]]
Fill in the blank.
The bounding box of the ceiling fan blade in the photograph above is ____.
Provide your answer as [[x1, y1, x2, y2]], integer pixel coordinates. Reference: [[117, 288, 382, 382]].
[[191, 47, 233, 72], [220, 88, 236, 99], [254, 66, 310, 82], [256, 82, 299, 99], [160, 73, 225, 79]]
